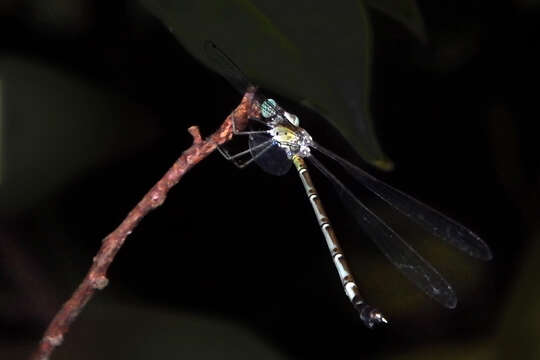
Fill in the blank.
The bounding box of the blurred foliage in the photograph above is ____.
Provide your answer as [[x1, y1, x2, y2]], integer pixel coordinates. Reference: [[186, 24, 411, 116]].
[[364, 0, 426, 41], [141, 0, 428, 171], [0, 58, 159, 216], [383, 342, 493, 360], [3, 297, 289, 360], [487, 106, 540, 358], [1, 1, 539, 360]]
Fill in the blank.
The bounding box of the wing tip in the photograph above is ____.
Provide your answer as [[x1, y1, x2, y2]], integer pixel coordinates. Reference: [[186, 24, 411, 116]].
[[469, 243, 493, 261]]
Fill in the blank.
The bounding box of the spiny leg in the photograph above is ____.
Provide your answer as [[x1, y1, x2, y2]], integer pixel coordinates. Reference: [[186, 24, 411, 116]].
[[233, 130, 270, 136], [236, 141, 275, 168], [292, 155, 387, 328], [246, 116, 270, 127], [217, 138, 270, 168], [217, 111, 271, 167], [218, 139, 274, 169], [231, 110, 270, 135], [219, 138, 272, 161]]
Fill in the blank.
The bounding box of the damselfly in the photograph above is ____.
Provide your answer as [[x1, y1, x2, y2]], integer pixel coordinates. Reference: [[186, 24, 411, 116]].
[[205, 41, 491, 327]]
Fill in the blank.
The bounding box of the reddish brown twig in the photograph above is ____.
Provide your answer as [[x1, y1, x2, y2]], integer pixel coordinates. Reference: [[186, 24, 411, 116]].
[[30, 90, 255, 360]]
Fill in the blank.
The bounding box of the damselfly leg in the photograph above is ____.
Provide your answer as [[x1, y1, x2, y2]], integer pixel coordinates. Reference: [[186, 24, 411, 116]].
[[216, 110, 274, 168]]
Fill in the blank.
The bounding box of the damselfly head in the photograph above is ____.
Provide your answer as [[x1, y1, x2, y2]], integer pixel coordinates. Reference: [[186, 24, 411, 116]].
[[261, 98, 300, 127]]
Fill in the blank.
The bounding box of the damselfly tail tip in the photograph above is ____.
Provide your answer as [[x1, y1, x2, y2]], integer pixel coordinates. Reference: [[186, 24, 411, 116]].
[[355, 303, 388, 328]]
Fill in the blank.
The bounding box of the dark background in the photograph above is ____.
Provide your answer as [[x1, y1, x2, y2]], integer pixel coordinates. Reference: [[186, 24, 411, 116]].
[[1, 1, 538, 359]]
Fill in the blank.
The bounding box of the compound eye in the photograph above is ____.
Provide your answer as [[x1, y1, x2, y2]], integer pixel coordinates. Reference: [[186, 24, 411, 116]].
[[284, 112, 299, 126], [261, 99, 278, 118]]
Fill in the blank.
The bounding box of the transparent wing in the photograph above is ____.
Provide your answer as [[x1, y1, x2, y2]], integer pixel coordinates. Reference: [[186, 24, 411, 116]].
[[307, 155, 457, 308], [249, 133, 292, 176], [313, 143, 492, 261]]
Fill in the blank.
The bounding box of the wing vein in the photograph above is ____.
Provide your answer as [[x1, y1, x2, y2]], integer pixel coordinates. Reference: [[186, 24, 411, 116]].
[[307, 154, 457, 308], [312, 143, 492, 260]]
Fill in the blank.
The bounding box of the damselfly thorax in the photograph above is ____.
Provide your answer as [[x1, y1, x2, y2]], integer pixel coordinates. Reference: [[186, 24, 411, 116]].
[[261, 100, 314, 159]]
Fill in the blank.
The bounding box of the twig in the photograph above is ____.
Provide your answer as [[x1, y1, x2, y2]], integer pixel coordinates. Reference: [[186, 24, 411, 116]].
[[30, 89, 255, 360]]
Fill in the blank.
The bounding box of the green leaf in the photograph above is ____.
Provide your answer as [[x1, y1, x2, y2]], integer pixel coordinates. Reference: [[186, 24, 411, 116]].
[[0, 58, 159, 215], [142, 0, 393, 170], [364, 0, 426, 41]]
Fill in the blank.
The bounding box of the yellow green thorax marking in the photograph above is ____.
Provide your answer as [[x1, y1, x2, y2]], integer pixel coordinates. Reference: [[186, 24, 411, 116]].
[[271, 124, 300, 144]]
